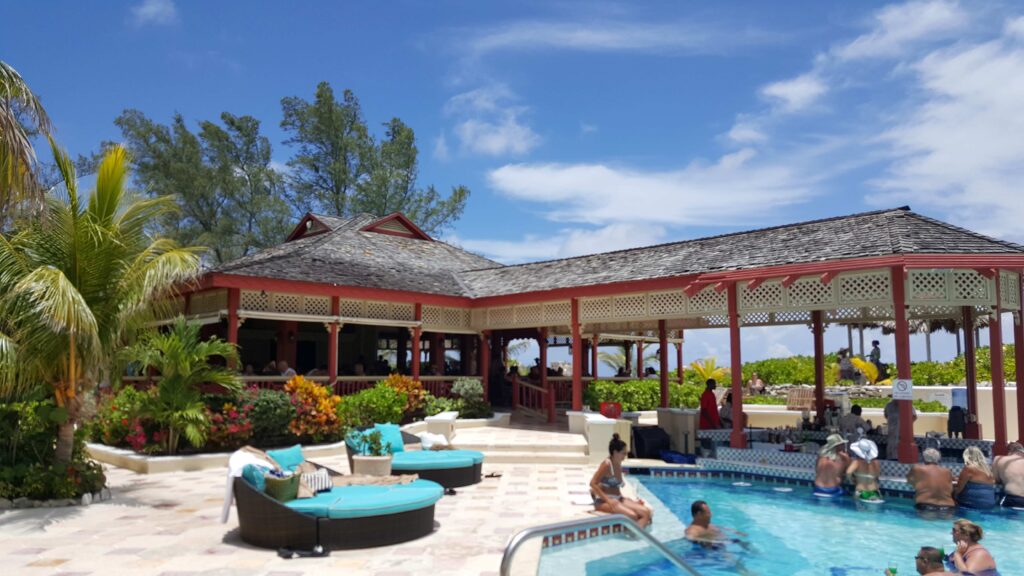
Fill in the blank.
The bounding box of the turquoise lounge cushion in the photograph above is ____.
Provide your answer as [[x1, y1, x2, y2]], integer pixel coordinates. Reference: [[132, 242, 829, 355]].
[[267, 444, 305, 472], [392, 450, 475, 471], [373, 423, 405, 454], [285, 479, 443, 519], [241, 464, 269, 491], [445, 449, 484, 464]]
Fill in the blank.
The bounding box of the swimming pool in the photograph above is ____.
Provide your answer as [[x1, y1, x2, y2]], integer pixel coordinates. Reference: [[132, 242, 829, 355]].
[[538, 475, 1023, 575]]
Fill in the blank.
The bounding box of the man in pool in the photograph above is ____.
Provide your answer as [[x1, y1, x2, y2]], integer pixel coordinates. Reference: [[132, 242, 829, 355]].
[[906, 448, 956, 514], [993, 441, 1024, 508], [814, 434, 849, 497], [684, 500, 747, 549], [884, 546, 955, 575]]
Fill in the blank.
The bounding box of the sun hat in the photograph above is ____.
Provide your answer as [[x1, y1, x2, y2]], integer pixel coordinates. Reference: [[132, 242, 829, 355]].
[[819, 434, 847, 456], [850, 438, 878, 462]]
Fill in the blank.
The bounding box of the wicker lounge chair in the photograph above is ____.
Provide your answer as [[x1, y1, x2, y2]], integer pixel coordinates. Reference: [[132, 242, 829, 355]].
[[233, 461, 443, 550], [346, 429, 484, 488]]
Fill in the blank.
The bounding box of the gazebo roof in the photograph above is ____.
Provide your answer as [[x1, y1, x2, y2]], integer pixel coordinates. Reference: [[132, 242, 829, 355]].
[[457, 207, 1024, 298], [212, 207, 1024, 300], [214, 212, 501, 296]]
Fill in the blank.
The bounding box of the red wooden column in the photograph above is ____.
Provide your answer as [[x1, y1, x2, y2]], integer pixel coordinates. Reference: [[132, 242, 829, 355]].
[[727, 282, 746, 448], [591, 334, 599, 380], [659, 320, 669, 408], [636, 340, 644, 377], [677, 329, 685, 386], [328, 296, 339, 386], [990, 274, 1008, 455], [479, 330, 490, 402], [433, 332, 446, 375], [891, 266, 917, 463], [1016, 272, 1024, 443], [226, 288, 240, 369], [539, 327, 554, 423], [812, 310, 826, 424], [571, 298, 583, 411], [963, 306, 980, 439], [411, 303, 422, 381]]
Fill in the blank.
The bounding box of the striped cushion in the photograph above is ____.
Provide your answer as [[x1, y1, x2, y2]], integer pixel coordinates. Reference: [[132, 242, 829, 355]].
[[301, 468, 332, 493]]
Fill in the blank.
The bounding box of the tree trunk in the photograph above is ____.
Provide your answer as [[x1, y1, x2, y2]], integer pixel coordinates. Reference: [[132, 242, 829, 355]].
[[55, 420, 75, 464]]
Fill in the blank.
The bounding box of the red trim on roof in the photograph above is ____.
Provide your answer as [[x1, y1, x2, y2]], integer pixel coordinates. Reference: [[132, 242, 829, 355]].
[[204, 273, 471, 307], [360, 212, 433, 241], [285, 213, 332, 242]]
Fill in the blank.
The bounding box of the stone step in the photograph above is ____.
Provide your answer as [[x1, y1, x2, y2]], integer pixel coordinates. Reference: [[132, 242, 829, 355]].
[[453, 440, 587, 454], [478, 450, 591, 465]]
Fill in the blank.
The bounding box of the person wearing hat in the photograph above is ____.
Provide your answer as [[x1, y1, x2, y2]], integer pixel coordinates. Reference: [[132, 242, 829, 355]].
[[846, 438, 882, 502], [814, 434, 849, 497]]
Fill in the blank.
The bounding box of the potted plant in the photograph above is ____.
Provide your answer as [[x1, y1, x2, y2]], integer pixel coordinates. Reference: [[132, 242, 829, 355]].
[[348, 429, 393, 476]]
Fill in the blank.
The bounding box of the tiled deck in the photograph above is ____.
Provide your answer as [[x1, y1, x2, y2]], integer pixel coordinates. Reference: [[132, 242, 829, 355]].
[[0, 437, 604, 575]]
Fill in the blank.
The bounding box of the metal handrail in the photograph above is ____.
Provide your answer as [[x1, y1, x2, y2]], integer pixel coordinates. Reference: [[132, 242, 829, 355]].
[[499, 513, 701, 576]]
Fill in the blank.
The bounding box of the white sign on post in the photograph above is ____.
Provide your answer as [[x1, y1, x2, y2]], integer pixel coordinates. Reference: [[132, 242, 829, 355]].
[[892, 378, 914, 401]]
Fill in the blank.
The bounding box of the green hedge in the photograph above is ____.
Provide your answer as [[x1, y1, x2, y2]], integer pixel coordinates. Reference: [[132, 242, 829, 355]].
[[584, 379, 703, 411]]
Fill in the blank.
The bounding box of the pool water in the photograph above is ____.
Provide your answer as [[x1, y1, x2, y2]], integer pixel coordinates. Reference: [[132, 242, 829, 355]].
[[539, 476, 1023, 576]]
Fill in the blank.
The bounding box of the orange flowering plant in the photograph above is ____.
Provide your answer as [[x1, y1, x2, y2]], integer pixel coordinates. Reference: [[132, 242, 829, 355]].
[[285, 375, 342, 442], [379, 374, 425, 416]]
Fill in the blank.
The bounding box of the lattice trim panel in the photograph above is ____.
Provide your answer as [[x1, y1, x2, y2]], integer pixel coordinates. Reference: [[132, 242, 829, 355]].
[[838, 271, 892, 306], [739, 281, 784, 311], [422, 305, 472, 330], [1000, 271, 1020, 310], [481, 301, 575, 328], [906, 270, 995, 307], [338, 299, 414, 321], [240, 290, 335, 318], [191, 289, 227, 314]]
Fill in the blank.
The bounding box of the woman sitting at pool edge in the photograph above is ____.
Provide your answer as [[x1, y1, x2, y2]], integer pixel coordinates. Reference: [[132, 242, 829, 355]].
[[955, 446, 997, 510], [846, 438, 882, 502], [589, 433, 652, 529]]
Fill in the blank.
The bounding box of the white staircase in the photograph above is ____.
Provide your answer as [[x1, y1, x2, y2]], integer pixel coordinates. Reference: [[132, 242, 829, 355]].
[[450, 428, 590, 465]]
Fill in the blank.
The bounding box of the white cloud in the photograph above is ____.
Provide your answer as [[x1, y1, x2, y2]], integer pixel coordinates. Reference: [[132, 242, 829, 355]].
[[726, 121, 767, 144], [131, 0, 178, 26], [834, 0, 967, 61], [463, 20, 778, 59], [580, 122, 599, 136], [433, 134, 450, 161], [460, 223, 668, 264], [444, 85, 541, 157], [486, 147, 816, 227], [760, 73, 828, 112], [868, 25, 1024, 240]]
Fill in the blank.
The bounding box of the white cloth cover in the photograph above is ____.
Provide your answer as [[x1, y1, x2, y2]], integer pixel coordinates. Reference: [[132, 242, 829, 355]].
[[417, 431, 449, 450], [221, 450, 275, 523]]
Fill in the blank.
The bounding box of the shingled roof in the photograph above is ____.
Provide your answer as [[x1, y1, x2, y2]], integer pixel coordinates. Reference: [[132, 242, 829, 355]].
[[213, 207, 1024, 299], [455, 207, 1024, 298], [214, 213, 501, 296]]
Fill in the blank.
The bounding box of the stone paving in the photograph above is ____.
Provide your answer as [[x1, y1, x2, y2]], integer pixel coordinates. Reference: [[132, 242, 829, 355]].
[[0, 430, 611, 576]]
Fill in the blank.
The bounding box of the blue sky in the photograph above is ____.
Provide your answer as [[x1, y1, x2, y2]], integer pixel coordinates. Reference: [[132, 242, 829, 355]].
[[6, 0, 1024, 373]]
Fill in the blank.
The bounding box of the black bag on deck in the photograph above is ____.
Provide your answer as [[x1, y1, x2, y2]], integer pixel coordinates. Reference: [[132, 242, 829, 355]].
[[632, 426, 670, 459]]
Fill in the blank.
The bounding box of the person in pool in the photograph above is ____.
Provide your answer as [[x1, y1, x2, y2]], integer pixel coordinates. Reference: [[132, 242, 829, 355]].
[[946, 519, 999, 575], [589, 433, 652, 529], [907, 448, 956, 513], [814, 433, 849, 497], [684, 500, 747, 549], [846, 438, 883, 502], [993, 442, 1024, 508], [954, 446, 997, 510], [884, 546, 954, 575]]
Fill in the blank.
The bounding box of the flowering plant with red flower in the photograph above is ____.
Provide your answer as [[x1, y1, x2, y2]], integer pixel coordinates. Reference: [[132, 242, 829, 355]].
[[205, 401, 254, 449]]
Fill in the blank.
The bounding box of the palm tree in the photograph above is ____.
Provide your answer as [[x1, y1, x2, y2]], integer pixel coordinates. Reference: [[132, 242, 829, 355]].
[[0, 140, 202, 462], [122, 318, 241, 454], [689, 357, 729, 383], [1, 60, 52, 222], [598, 343, 658, 375]]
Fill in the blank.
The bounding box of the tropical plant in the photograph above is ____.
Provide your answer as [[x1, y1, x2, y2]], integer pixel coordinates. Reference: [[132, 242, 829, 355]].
[[597, 343, 658, 374], [0, 142, 202, 463], [346, 428, 391, 457], [285, 375, 342, 442], [583, 379, 703, 411], [1, 60, 52, 223], [379, 373, 425, 415], [243, 387, 296, 443], [121, 318, 241, 454], [689, 358, 729, 383], [336, 383, 406, 429]]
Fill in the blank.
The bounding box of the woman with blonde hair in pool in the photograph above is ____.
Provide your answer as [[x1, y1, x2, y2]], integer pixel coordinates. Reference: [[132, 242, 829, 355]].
[[846, 438, 882, 502], [955, 446, 997, 509], [589, 433, 652, 528], [948, 519, 999, 575]]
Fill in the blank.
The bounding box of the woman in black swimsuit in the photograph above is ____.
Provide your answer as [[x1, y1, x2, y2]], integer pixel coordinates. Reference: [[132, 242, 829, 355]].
[[589, 433, 652, 528]]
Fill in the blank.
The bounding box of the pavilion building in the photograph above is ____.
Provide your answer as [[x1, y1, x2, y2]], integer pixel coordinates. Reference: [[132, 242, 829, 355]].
[[178, 206, 1024, 462]]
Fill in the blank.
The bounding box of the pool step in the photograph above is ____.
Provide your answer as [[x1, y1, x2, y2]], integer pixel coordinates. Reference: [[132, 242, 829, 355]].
[[474, 450, 591, 465]]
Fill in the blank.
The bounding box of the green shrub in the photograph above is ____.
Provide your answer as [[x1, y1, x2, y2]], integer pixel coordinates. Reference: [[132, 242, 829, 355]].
[[452, 378, 484, 403], [459, 399, 494, 419], [423, 393, 460, 416], [583, 379, 703, 411], [89, 386, 147, 447], [243, 388, 296, 443], [743, 395, 787, 405], [336, 383, 407, 428], [849, 397, 947, 413]]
